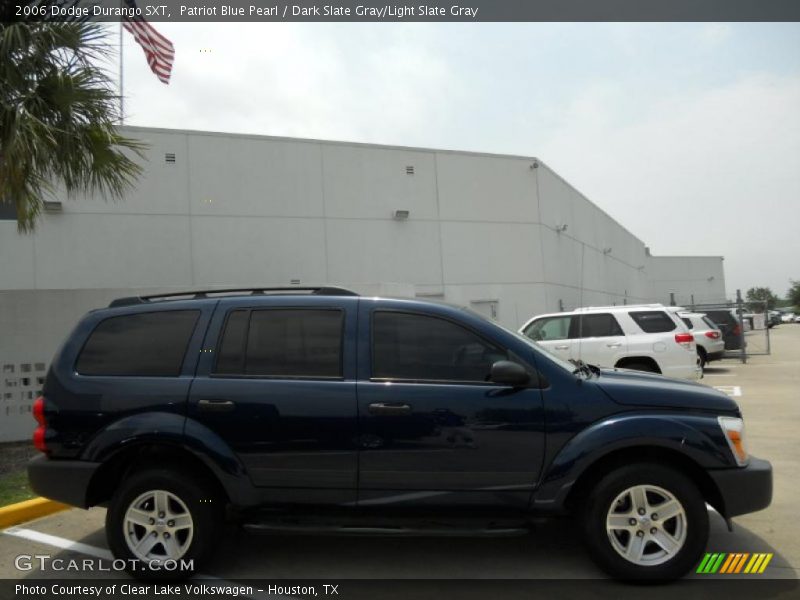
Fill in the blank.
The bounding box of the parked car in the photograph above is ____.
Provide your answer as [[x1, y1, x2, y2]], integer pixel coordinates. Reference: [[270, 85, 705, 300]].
[[28, 287, 772, 582], [767, 311, 782, 328], [781, 313, 796, 323], [703, 309, 743, 351], [678, 312, 725, 369], [519, 304, 700, 380]]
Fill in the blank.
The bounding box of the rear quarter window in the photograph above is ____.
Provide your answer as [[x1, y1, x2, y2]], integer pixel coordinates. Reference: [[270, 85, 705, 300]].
[[76, 310, 200, 376], [629, 311, 677, 333]]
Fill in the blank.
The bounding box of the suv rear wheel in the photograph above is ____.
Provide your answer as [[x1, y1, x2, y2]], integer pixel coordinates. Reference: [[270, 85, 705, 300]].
[[106, 468, 222, 580], [581, 463, 708, 581], [697, 347, 708, 370]]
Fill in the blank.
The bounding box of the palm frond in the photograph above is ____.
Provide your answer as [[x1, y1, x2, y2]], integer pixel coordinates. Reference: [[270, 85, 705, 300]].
[[0, 21, 146, 232]]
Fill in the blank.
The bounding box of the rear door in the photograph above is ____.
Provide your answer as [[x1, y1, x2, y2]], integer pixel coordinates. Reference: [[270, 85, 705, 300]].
[[569, 313, 627, 367], [189, 296, 358, 504], [520, 315, 573, 363]]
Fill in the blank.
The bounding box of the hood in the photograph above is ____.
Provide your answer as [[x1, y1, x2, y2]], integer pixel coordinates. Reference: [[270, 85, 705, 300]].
[[595, 368, 739, 413]]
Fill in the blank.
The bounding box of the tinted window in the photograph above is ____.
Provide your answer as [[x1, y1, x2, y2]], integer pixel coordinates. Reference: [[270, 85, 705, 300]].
[[572, 314, 624, 338], [76, 311, 200, 376], [372, 312, 506, 382], [702, 316, 719, 330], [681, 317, 694, 329], [705, 310, 736, 327], [215, 309, 343, 378], [215, 309, 249, 374], [629, 311, 677, 333], [523, 316, 571, 341]]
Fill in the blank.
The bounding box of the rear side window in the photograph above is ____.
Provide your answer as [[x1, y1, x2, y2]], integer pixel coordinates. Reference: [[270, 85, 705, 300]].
[[702, 316, 719, 330], [215, 309, 343, 378], [681, 317, 694, 329], [629, 311, 677, 333], [706, 311, 735, 327], [571, 314, 623, 338], [372, 311, 506, 383], [76, 311, 200, 376]]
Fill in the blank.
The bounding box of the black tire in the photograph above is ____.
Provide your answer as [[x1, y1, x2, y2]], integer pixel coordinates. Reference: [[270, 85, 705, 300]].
[[581, 463, 708, 581], [697, 348, 707, 370], [106, 468, 223, 580], [620, 362, 659, 374]]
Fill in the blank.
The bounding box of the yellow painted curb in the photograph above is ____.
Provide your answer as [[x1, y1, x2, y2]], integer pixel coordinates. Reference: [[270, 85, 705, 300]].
[[0, 497, 69, 529]]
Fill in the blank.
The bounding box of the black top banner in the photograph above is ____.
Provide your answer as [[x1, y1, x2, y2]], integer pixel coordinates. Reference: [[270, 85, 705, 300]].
[[6, 0, 800, 22]]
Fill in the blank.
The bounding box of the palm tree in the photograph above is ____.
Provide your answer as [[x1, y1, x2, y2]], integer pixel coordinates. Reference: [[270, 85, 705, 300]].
[[0, 21, 144, 232]]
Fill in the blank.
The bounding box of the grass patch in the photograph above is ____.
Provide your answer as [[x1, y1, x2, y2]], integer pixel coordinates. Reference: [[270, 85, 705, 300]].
[[0, 469, 35, 507]]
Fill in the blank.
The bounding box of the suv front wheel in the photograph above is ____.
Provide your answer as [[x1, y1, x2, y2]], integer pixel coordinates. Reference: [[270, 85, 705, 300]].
[[581, 463, 709, 581], [106, 468, 222, 580]]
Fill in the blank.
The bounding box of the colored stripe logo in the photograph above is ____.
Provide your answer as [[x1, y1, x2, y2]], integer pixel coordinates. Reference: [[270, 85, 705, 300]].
[[697, 552, 773, 574]]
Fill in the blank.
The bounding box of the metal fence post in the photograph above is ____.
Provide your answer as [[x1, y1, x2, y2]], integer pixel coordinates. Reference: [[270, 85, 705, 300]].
[[670, 292, 676, 306], [736, 289, 746, 364], [765, 300, 771, 355]]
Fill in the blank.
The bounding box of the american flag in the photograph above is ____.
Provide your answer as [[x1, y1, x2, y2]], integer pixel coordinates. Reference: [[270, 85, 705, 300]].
[[122, 0, 174, 84]]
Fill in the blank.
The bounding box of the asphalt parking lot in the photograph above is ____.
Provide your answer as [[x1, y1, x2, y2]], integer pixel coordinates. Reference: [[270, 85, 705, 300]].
[[2, 325, 800, 598]]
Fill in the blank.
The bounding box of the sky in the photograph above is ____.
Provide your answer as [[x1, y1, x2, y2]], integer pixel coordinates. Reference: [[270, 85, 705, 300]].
[[113, 22, 800, 298]]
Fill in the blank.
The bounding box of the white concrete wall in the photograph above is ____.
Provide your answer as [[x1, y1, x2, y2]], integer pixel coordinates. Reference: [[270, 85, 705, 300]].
[[0, 127, 728, 441], [646, 255, 727, 305]]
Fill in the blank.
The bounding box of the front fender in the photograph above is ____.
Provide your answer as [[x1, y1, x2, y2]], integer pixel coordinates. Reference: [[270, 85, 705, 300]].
[[532, 412, 733, 511]]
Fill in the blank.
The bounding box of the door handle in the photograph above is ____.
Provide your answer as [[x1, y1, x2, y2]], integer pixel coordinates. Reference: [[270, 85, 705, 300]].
[[606, 342, 622, 348], [198, 399, 236, 412], [368, 403, 412, 416], [554, 344, 570, 350]]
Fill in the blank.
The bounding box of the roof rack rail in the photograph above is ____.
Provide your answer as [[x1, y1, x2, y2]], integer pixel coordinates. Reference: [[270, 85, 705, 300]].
[[573, 303, 665, 312], [109, 286, 359, 308]]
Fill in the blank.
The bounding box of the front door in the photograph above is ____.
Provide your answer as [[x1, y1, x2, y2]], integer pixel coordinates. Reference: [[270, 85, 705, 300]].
[[521, 315, 574, 363], [189, 298, 358, 504], [356, 303, 545, 509]]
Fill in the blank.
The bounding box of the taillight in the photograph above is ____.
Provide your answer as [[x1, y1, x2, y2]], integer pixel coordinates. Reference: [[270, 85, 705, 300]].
[[33, 396, 45, 425], [33, 427, 47, 453], [705, 331, 721, 339], [733, 324, 742, 336], [32, 396, 48, 453], [674, 332, 694, 350]]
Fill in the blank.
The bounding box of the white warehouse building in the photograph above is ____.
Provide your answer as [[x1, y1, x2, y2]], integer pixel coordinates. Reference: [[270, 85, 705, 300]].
[[0, 126, 728, 441]]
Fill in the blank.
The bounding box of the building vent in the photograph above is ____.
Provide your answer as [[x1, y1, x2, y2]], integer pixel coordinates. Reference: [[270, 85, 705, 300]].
[[165, 153, 176, 163], [405, 166, 414, 175]]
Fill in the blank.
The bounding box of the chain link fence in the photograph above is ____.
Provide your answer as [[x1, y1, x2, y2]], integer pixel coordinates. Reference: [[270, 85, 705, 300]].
[[683, 295, 771, 363]]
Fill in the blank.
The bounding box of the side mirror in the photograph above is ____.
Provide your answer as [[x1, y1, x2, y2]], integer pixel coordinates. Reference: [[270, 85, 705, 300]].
[[490, 360, 530, 387]]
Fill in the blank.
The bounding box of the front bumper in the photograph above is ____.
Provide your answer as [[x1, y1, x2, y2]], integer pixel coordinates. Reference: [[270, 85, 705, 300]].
[[27, 455, 101, 509], [708, 456, 773, 518]]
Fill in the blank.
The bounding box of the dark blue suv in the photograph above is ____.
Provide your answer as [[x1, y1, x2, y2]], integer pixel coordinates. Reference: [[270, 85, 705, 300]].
[[28, 287, 772, 581]]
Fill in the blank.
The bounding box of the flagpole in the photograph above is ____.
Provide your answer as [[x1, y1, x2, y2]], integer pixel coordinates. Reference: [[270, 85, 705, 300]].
[[119, 19, 124, 124]]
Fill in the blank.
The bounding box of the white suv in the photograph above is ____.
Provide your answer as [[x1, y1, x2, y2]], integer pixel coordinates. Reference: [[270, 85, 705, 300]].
[[678, 312, 725, 369], [519, 304, 701, 380]]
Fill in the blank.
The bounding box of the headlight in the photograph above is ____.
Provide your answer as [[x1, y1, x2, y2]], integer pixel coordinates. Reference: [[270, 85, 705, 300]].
[[718, 416, 749, 466]]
